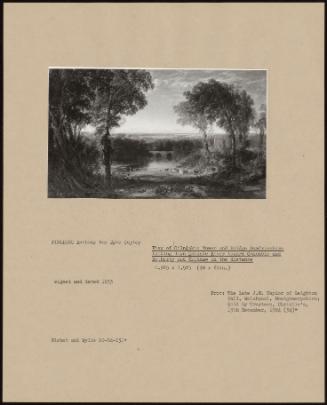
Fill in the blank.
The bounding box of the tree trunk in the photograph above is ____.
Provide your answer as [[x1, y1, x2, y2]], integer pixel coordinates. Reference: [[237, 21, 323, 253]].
[[50, 116, 69, 162], [238, 129, 248, 150], [102, 93, 114, 188], [49, 70, 69, 161], [242, 132, 248, 149], [260, 129, 265, 149], [105, 163, 111, 188], [202, 131, 210, 156], [238, 130, 243, 147], [230, 130, 237, 169], [102, 129, 112, 188], [259, 129, 265, 163]]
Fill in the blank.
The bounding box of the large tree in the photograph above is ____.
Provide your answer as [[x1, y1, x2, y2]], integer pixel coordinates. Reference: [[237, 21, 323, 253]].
[[234, 90, 256, 148], [174, 83, 214, 155], [174, 79, 255, 168], [89, 70, 153, 186], [49, 69, 94, 161], [49, 69, 154, 188]]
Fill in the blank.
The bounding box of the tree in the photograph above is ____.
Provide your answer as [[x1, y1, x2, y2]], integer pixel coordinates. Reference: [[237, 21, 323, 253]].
[[49, 69, 94, 161], [204, 80, 240, 168], [174, 83, 214, 155], [256, 112, 266, 148], [174, 79, 255, 169], [89, 70, 153, 187], [234, 90, 256, 149], [49, 69, 154, 189]]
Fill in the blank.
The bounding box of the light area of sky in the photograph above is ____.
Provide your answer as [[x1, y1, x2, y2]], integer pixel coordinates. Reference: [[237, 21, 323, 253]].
[[85, 69, 266, 135]]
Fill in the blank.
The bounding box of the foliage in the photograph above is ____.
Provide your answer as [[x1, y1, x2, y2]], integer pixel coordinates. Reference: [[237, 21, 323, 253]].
[[112, 137, 151, 165], [174, 79, 256, 168], [48, 69, 154, 192], [150, 138, 202, 155], [255, 112, 266, 134], [48, 134, 102, 197], [174, 83, 214, 153], [89, 69, 154, 133]]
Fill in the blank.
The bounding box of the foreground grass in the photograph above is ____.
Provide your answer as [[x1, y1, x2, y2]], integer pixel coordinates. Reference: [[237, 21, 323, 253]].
[[48, 171, 265, 199]]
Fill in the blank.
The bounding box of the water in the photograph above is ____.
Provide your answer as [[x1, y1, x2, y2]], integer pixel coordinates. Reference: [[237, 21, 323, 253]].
[[112, 155, 179, 177], [136, 159, 178, 176]]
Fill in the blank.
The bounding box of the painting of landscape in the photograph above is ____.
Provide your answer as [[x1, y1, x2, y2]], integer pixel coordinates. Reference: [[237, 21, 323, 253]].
[[48, 69, 266, 198]]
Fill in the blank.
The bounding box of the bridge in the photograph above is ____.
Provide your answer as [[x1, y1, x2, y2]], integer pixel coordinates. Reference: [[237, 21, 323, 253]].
[[148, 150, 175, 160]]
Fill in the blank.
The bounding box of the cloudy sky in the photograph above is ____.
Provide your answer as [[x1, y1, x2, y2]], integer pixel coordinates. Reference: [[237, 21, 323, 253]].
[[115, 69, 266, 134]]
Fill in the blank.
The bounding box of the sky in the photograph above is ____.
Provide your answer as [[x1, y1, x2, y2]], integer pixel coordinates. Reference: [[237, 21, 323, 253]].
[[113, 69, 266, 134]]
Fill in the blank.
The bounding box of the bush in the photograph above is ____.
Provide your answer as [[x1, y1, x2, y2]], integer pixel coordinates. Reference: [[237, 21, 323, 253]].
[[48, 133, 103, 197]]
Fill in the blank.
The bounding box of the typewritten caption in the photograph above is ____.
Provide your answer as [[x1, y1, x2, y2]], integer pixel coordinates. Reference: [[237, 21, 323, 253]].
[[211, 289, 320, 314]]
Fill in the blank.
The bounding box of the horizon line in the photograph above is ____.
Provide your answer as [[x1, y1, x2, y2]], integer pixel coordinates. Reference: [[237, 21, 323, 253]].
[[107, 131, 258, 136]]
